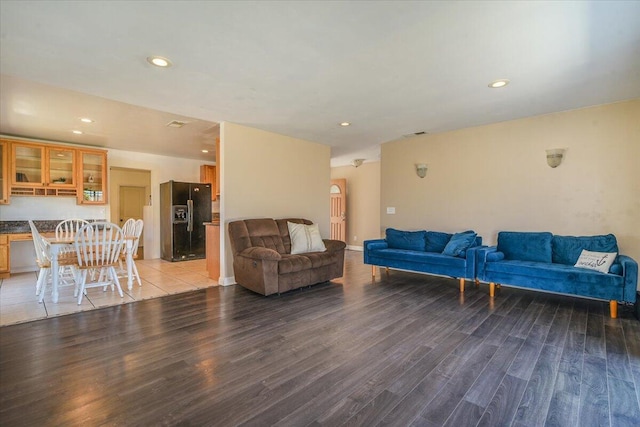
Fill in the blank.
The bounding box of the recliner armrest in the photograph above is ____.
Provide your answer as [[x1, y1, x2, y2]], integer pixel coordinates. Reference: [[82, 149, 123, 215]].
[[323, 239, 347, 252], [238, 247, 282, 261]]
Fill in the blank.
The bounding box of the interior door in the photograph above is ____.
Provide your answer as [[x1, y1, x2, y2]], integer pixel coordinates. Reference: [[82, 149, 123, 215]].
[[330, 179, 347, 242], [119, 186, 146, 257]]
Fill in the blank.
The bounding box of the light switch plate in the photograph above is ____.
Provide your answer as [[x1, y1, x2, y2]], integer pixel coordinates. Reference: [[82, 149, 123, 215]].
[[386, 207, 396, 214]]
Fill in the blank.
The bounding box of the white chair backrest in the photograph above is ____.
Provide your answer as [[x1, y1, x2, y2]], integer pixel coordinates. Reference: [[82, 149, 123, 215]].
[[56, 219, 90, 240], [28, 220, 51, 264], [131, 219, 144, 256], [121, 218, 144, 256], [75, 222, 124, 268], [121, 218, 136, 237]]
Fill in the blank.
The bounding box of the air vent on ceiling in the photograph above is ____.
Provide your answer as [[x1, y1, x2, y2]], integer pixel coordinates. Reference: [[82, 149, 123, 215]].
[[402, 131, 428, 138], [166, 120, 187, 128]]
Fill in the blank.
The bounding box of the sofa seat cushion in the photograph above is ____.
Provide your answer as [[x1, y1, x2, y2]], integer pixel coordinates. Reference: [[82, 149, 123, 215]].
[[485, 260, 623, 287], [369, 248, 466, 268], [278, 254, 312, 274]]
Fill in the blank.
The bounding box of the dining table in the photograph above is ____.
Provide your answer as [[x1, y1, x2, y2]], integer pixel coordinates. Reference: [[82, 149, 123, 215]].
[[44, 235, 138, 303]]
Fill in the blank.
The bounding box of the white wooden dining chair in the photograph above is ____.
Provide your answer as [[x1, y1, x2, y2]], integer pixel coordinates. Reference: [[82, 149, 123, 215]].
[[74, 222, 125, 305], [118, 218, 144, 287], [29, 220, 78, 303], [56, 219, 89, 276]]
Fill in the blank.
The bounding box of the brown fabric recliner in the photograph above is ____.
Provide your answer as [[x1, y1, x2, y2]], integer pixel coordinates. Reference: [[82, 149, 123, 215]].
[[228, 218, 346, 296]]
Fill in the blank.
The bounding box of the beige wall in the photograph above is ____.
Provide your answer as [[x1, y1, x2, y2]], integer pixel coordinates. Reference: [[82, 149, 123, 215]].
[[331, 161, 381, 248], [220, 122, 331, 284], [381, 99, 640, 263]]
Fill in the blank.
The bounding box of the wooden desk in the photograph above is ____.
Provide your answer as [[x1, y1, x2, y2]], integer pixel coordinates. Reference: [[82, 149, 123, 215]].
[[1, 232, 57, 279]]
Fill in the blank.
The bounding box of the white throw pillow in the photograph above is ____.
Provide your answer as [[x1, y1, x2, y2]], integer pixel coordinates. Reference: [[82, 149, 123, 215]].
[[574, 249, 616, 273], [288, 222, 326, 254]]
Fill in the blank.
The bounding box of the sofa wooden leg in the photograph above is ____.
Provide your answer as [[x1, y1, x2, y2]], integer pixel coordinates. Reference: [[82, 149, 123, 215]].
[[489, 282, 495, 298], [385, 267, 390, 276], [459, 278, 465, 293], [372, 265, 376, 279], [610, 300, 618, 319], [475, 279, 480, 288]]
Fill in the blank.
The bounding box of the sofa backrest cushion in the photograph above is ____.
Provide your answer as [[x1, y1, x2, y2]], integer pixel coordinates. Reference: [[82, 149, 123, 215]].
[[386, 228, 426, 251], [497, 231, 553, 263], [276, 218, 312, 254], [425, 231, 452, 252], [229, 218, 314, 255], [552, 234, 619, 266]]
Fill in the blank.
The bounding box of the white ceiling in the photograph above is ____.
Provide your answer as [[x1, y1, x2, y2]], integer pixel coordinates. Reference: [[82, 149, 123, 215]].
[[1, 1, 639, 166]]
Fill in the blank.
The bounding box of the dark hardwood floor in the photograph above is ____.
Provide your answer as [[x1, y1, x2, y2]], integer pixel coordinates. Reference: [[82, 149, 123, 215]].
[[1, 250, 640, 426]]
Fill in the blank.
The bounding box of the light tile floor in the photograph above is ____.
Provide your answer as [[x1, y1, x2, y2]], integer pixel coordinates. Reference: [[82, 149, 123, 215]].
[[0, 258, 217, 326]]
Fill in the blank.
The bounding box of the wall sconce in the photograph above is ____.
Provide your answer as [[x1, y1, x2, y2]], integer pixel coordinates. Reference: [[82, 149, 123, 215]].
[[546, 148, 565, 168], [351, 159, 365, 168], [415, 163, 428, 178]]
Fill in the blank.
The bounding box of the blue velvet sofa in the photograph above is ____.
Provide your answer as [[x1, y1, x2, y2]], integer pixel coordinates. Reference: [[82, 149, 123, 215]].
[[363, 228, 483, 293], [476, 231, 638, 318]]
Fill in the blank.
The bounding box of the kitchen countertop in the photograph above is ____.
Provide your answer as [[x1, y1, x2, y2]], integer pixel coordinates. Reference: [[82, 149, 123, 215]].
[[0, 219, 105, 234]]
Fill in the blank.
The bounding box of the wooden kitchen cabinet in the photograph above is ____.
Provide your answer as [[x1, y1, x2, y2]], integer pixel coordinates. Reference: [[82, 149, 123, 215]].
[[0, 140, 8, 204], [9, 139, 77, 197], [77, 149, 107, 204], [200, 164, 217, 201], [0, 235, 9, 278]]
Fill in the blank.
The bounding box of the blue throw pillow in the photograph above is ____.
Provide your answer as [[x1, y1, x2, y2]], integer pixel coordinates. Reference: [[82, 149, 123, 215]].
[[385, 228, 426, 251], [552, 234, 619, 266], [442, 230, 477, 257], [425, 231, 452, 252], [497, 231, 553, 263]]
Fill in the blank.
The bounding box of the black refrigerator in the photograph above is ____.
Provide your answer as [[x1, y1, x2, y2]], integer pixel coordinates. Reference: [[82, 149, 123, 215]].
[[160, 181, 212, 262]]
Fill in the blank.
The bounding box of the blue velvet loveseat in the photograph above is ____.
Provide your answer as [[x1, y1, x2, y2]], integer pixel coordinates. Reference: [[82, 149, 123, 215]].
[[364, 228, 483, 293], [476, 231, 638, 318]]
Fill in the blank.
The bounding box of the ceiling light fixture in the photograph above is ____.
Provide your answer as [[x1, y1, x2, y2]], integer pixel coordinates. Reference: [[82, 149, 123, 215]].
[[201, 150, 209, 153], [147, 56, 172, 67], [80, 117, 94, 123], [488, 79, 510, 88], [340, 122, 351, 127], [72, 130, 83, 135]]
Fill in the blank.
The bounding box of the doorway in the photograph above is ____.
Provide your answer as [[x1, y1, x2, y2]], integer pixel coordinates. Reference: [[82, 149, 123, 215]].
[[330, 179, 346, 241], [110, 167, 151, 259]]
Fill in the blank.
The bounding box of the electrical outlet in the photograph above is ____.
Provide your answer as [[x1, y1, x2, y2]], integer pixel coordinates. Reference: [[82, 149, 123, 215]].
[[353, 236, 357, 241], [386, 207, 396, 214]]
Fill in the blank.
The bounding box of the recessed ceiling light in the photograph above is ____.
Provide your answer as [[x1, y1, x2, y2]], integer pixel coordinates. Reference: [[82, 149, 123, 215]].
[[201, 150, 209, 153], [80, 117, 94, 123], [489, 79, 510, 88], [72, 130, 83, 135], [340, 122, 351, 127], [147, 56, 172, 67]]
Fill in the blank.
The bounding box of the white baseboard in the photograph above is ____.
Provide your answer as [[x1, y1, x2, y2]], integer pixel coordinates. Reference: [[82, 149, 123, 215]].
[[220, 276, 236, 286], [347, 245, 363, 251]]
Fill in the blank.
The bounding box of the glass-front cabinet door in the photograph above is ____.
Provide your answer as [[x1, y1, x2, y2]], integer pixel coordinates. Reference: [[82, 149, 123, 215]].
[[12, 142, 44, 186], [78, 149, 107, 204], [47, 147, 76, 188]]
